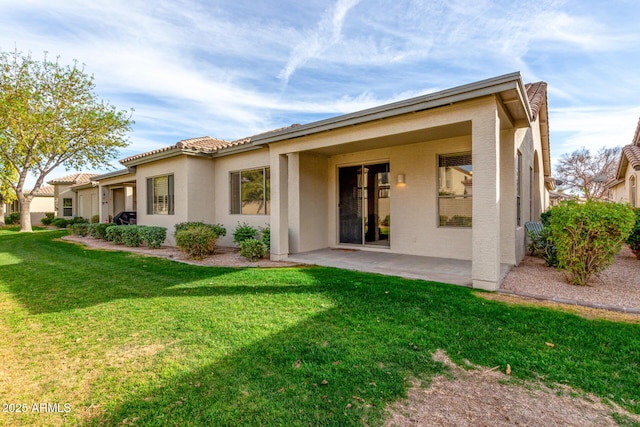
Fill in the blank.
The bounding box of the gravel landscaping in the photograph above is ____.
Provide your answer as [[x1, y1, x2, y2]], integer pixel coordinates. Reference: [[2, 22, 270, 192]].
[[500, 246, 640, 313]]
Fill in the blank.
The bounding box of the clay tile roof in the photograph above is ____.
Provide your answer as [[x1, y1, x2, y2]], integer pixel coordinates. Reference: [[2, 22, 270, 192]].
[[47, 173, 99, 185], [525, 82, 547, 121], [120, 136, 232, 163], [623, 144, 640, 170], [632, 116, 640, 147], [28, 185, 54, 196]]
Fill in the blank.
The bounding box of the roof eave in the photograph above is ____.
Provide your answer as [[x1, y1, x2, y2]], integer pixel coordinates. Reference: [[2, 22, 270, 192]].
[[120, 148, 212, 167], [252, 72, 529, 145]]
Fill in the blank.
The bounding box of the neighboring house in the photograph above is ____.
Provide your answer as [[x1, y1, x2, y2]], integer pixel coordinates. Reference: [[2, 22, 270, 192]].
[[3, 185, 55, 224], [47, 173, 99, 219], [549, 190, 577, 207], [93, 72, 552, 290], [607, 117, 640, 207]]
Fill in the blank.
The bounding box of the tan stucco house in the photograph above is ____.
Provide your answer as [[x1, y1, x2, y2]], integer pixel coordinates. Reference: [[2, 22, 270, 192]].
[[607, 117, 640, 207], [93, 72, 552, 290], [47, 173, 99, 219], [3, 185, 55, 225]]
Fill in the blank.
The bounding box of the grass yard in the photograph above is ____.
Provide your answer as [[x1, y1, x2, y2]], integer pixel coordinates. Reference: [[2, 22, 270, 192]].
[[0, 228, 639, 426]]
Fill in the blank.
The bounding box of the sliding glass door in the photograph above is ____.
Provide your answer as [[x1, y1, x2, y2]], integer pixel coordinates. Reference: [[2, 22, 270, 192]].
[[338, 162, 390, 246]]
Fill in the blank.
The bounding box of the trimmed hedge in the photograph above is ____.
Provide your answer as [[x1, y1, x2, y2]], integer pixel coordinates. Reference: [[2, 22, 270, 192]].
[[122, 226, 143, 247], [176, 225, 218, 260], [139, 226, 167, 249], [105, 225, 126, 245], [41, 212, 55, 225], [239, 238, 266, 262], [69, 223, 90, 237], [51, 218, 69, 228], [88, 223, 111, 240]]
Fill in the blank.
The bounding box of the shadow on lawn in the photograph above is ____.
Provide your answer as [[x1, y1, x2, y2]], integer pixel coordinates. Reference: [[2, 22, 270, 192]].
[[3, 231, 639, 425], [84, 267, 640, 426]]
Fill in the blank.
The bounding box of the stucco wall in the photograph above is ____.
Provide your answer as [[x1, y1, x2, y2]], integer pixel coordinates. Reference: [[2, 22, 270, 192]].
[[295, 152, 329, 253], [28, 196, 54, 224], [75, 187, 99, 220], [327, 135, 474, 260], [212, 148, 271, 247]]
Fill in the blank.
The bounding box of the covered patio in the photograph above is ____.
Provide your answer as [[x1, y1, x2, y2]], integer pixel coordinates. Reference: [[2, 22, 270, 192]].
[[288, 248, 512, 287]]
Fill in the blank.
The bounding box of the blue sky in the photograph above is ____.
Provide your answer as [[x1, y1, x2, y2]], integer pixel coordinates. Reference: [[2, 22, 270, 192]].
[[2, 0, 640, 185]]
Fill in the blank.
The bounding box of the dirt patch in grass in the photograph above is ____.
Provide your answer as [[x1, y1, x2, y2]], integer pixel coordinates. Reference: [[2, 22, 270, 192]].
[[385, 350, 640, 427], [478, 293, 640, 324]]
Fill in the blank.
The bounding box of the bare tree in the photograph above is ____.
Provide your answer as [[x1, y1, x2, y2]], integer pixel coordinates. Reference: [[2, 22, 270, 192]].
[[554, 146, 621, 200]]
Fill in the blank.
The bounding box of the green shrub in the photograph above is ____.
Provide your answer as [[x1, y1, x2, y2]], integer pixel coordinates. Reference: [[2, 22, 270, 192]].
[[90, 214, 100, 224], [233, 222, 258, 244], [139, 226, 167, 249], [175, 222, 226, 238], [88, 223, 111, 240], [41, 212, 55, 225], [540, 209, 553, 226], [71, 216, 88, 224], [5, 212, 21, 224], [547, 200, 635, 286], [122, 226, 142, 247], [69, 222, 90, 237], [625, 208, 640, 259], [261, 226, 270, 252], [105, 225, 126, 245], [51, 218, 69, 228], [176, 225, 218, 260], [239, 238, 266, 262]]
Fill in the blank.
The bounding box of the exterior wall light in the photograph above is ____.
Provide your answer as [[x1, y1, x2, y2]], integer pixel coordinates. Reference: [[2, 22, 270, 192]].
[[397, 173, 406, 184]]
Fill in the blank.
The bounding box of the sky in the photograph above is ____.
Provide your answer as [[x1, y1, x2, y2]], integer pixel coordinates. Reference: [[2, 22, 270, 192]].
[[2, 0, 640, 186]]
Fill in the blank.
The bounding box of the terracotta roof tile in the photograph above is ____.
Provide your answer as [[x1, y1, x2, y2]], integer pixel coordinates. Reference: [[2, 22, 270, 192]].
[[47, 173, 99, 185], [525, 82, 547, 121], [121, 136, 230, 163], [28, 185, 54, 196], [623, 144, 640, 170], [631, 116, 640, 147]]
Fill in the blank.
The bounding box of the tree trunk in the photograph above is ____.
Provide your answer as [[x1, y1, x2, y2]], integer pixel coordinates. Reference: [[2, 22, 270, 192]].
[[0, 202, 5, 226], [19, 197, 33, 232]]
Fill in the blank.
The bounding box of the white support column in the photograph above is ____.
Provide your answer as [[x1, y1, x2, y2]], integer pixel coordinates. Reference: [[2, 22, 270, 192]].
[[471, 105, 502, 290], [288, 152, 301, 254], [270, 153, 290, 260]]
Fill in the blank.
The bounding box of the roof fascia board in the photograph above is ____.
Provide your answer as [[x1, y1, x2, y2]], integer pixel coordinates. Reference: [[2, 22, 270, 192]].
[[210, 144, 265, 158], [252, 72, 524, 145], [93, 168, 135, 181]]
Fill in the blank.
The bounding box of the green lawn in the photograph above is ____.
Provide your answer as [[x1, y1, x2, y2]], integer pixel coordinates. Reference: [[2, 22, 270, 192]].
[[0, 228, 639, 426]]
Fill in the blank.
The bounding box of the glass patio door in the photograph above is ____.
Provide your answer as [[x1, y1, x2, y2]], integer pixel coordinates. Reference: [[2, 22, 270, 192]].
[[338, 163, 390, 246]]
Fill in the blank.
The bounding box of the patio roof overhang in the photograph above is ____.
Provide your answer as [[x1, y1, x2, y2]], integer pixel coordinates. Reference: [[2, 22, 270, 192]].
[[251, 72, 533, 147]]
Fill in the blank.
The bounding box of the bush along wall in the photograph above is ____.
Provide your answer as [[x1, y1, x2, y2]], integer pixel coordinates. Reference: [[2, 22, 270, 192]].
[[174, 222, 227, 260], [547, 200, 635, 286], [626, 208, 640, 259]]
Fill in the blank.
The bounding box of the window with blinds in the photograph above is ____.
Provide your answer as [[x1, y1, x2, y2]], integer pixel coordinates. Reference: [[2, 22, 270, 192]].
[[146, 174, 174, 215], [438, 153, 472, 227]]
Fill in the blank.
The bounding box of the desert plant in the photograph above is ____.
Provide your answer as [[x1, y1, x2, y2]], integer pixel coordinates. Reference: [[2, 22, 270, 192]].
[[233, 222, 258, 244], [239, 238, 267, 261], [260, 226, 271, 252], [139, 226, 167, 249], [625, 209, 640, 259], [69, 222, 90, 237], [41, 212, 55, 225], [105, 225, 126, 245], [51, 218, 69, 228], [91, 214, 100, 224], [547, 200, 635, 285], [122, 225, 142, 247], [176, 225, 218, 260], [88, 223, 111, 240]]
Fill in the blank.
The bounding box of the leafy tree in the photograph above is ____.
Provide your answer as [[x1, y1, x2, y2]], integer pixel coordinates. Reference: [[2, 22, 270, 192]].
[[0, 161, 17, 226], [554, 146, 621, 200], [0, 49, 133, 232]]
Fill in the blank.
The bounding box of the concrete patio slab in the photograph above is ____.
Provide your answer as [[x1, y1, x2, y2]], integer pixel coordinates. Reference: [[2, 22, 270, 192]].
[[287, 248, 512, 287]]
